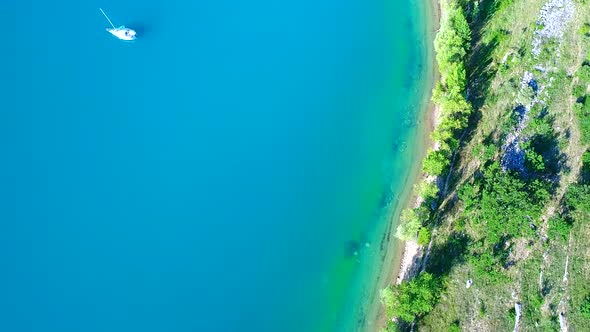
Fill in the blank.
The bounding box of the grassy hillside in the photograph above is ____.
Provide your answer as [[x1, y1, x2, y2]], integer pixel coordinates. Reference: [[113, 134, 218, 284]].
[[381, 0, 590, 330]]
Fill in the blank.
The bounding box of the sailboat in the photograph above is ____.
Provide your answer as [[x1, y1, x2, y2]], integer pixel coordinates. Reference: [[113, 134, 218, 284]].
[[99, 8, 136, 41]]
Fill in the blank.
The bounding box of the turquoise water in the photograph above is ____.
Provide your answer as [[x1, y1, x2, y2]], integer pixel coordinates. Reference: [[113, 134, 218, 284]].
[[0, 1, 430, 331]]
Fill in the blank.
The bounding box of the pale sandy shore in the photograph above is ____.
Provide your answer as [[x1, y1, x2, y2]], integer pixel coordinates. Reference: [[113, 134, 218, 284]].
[[395, 240, 422, 284]]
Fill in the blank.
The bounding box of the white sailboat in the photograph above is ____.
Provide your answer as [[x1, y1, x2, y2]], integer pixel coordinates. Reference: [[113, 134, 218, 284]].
[[99, 8, 136, 41]]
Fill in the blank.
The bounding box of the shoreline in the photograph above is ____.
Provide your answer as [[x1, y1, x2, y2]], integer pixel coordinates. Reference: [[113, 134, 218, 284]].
[[370, 0, 441, 328], [393, 0, 442, 288]]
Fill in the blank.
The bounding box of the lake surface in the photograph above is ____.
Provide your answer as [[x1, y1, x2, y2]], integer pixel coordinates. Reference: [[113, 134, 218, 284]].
[[0, 0, 431, 331]]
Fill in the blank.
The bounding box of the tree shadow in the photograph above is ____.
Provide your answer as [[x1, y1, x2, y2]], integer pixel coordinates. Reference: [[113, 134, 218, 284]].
[[426, 232, 471, 277]]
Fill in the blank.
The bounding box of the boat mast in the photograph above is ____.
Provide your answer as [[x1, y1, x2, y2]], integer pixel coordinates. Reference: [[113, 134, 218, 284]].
[[99, 8, 117, 29]]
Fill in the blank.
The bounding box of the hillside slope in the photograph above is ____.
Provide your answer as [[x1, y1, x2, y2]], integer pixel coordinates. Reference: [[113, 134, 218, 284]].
[[380, 0, 590, 330]]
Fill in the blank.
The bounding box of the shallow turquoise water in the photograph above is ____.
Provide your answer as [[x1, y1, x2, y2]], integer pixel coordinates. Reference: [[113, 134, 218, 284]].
[[0, 1, 430, 331]]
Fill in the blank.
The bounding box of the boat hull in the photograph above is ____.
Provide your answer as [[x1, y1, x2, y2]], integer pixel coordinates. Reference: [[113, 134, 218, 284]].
[[106, 27, 136, 41]]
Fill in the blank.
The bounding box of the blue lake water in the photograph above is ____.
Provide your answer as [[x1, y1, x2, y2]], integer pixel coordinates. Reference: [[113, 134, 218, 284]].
[[0, 0, 431, 331]]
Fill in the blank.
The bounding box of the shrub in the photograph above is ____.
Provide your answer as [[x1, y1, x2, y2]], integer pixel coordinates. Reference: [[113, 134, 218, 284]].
[[417, 227, 431, 246], [396, 208, 424, 240], [575, 100, 590, 144], [381, 272, 441, 322], [564, 184, 590, 221], [418, 181, 439, 203], [547, 216, 572, 241], [381, 321, 399, 332], [581, 296, 590, 319], [525, 148, 546, 172], [573, 84, 587, 98], [423, 150, 451, 176]]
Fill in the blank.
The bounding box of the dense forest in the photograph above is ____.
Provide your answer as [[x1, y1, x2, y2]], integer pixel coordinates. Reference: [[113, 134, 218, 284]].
[[382, 0, 590, 330]]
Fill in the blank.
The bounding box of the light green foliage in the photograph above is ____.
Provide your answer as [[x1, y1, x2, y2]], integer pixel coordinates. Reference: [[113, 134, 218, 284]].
[[396, 208, 426, 240], [381, 272, 441, 323], [578, 64, 590, 83], [418, 181, 440, 202], [435, 5, 471, 71], [418, 227, 431, 246], [426, 1, 473, 176], [381, 321, 399, 332], [423, 150, 451, 176]]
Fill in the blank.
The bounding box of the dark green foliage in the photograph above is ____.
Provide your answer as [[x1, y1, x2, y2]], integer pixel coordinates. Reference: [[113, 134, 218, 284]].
[[564, 184, 590, 221], [448, 321, 461, 332], [467, 162, 548, 245], [583, 151, 590, 169], [470, 251, 509, 284], [380, 272, 442, 323], [581, 296, 590, 319], [574, 84, 587, 99], [455, 161, 550, 283], [458, 181, 480, 210], [508, 307, 516, 323], [574, 63, 590, 145], [582, 151, 590, 182], [548, 216, 572, 242], [522, 265, 544, 325], [525, 148, 546, 172], [575, 98, 590, 144], [479, 302, 486, 317]]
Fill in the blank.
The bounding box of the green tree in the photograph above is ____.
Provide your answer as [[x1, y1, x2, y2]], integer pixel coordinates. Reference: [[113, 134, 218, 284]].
[[380, 272, 441, 322], [396, 208, 423, 240], [548, 216, 572, 241], [565, 184, 590, 221], [417, 227, 431, 246], [417, 181, 439, 203], [423, 150, 451, 176], [525, 148, 546, 172]]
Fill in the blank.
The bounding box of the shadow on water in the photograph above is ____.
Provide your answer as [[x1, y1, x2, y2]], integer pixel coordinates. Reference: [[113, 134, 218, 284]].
[[128, 22, 150, 37]]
